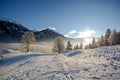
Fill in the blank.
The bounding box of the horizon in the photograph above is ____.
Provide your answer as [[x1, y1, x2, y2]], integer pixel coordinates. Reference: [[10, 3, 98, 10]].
[[0, 0, 120, 39]]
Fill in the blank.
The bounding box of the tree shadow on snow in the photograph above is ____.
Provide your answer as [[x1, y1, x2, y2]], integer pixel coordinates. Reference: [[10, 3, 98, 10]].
[[67, 50, 81, 57], [0, 53, 55, 66], [1, 49, 12, 54]]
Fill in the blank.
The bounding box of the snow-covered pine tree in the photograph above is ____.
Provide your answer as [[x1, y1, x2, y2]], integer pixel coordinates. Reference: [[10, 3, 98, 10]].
[[98, 35, 105, 47], [116, 32, 120, 44], [74, 45, 76, 50], [108, 29, 117, 45]]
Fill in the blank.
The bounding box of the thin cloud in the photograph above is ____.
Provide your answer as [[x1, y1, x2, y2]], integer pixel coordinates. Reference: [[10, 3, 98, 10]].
[[64, 35, 69, 37], [75, 30, 96, 38], [68, 30, 77, 35], [65, 29, 97, 38], [64, 30, 77, 37]]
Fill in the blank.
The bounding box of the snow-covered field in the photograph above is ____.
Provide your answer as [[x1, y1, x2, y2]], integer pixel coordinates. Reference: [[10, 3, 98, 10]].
[[0, 43, 53, 53], [0, 45, 120, 80]]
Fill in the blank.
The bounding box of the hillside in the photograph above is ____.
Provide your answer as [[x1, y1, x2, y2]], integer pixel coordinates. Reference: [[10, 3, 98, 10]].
[[0, 19, 64, 42], [0, 45, 120, 80]]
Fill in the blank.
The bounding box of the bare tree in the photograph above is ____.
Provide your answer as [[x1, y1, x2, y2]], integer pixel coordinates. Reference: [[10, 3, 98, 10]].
[[52, 36, 65, 53], [21, 31, 35, 52]]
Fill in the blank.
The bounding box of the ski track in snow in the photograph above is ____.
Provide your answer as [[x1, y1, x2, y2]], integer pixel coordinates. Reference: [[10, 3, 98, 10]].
[[0, 45, 120, 80]]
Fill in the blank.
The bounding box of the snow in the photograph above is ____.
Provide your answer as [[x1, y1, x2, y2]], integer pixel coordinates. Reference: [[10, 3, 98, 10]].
[[0, 45, 120, 80]]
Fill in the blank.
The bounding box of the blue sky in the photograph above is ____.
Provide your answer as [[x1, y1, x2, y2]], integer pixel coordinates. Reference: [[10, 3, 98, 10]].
[[0, 0, 120, 38]]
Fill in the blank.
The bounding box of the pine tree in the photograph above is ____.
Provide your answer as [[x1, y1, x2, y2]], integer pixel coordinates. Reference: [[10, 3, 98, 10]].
[[99, 35, 104, 47], [66, 41, 72, 51], [104, 28, 111, 46], [76, 44, 79, 50], [96, 38, 100, 47], [84, 45, 89, 49], [74, 45, 76, 50], [80, 42, 83, 49], [52, 36, 65, 53], [91, 37, 96, 48], [108, 29, 117, 45], [116, 32, 120, 44], [89, 43, 92, 49], [74, 44, 79, 50]]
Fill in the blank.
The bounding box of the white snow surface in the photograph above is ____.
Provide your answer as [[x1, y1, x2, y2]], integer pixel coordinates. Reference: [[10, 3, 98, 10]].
[[0, 45, 120, 80]]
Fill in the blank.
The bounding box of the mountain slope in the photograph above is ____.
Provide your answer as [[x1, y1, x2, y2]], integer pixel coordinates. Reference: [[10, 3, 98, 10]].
[[35, 28, 64, 42], [0, 20, 64, 42], [0, 20, 29, 42]]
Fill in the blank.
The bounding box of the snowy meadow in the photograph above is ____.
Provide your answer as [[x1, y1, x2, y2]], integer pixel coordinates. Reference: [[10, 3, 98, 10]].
[[0, 45, 120, 80]]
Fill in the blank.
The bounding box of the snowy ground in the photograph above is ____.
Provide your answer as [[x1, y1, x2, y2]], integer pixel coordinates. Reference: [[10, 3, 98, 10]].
[[0, 45, 120, 80]]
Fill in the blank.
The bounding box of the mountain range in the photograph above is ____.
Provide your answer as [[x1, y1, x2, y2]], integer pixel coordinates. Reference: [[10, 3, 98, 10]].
[[0, 19, 64, 42]]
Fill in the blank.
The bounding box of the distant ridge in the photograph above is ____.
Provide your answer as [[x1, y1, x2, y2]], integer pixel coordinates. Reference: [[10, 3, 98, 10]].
[[0, 19, 64, 42]]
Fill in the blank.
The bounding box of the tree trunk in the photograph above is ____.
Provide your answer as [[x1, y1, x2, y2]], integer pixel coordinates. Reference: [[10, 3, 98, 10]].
[[26, 46, 29, 52], [58, 46, 60, 53]]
